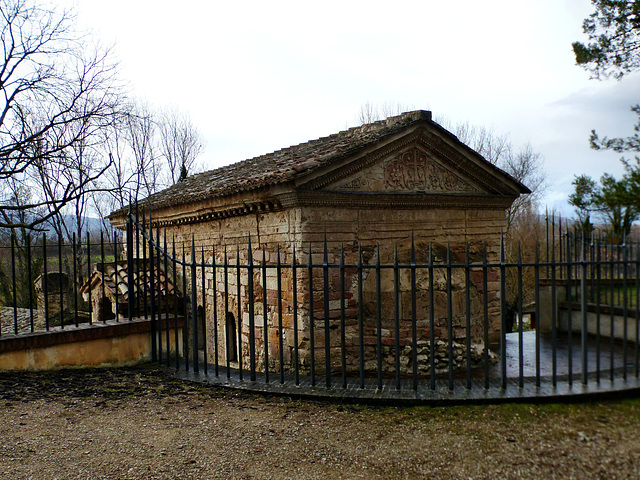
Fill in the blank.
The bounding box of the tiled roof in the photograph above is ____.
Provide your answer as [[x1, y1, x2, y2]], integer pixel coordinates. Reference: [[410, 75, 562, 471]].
[[81, 261, 182, 304], [133, 110, 436, 212]]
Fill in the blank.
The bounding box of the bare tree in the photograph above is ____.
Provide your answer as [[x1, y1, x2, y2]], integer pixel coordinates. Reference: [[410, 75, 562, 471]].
[[357, 102, 414, 125], [0, 0, 123, 231], [441, 120, 547, 233], [158, 107, 204, 185]]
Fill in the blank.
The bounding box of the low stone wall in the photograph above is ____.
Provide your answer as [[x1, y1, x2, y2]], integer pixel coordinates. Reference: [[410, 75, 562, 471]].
[[0, 317, 183, 371], [559, 303, 640, 343]]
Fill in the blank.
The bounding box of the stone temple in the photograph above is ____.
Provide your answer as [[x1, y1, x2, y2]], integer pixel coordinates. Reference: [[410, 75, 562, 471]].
[[110, 110, 529, 376]]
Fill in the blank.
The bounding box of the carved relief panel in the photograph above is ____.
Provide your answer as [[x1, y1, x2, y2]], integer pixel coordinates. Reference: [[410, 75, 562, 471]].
[[332, 148, 479, 194]]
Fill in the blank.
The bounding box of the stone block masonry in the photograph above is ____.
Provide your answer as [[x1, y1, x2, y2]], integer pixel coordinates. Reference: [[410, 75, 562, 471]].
[[110, 111, 528, 380]]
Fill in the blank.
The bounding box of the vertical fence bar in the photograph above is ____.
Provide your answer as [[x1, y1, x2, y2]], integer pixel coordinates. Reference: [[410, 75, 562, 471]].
[[292, 246, 299, 385], [596, 239, 602, 382], [446, 244, 454, 391], [566, 234, 573, 386], [224, 247, 230, 378], [429, 244, 436, 391], [610, 239, 615, 382], [309, 244, 315, 387], [589, 234, 595, 303], [173, 239, 180, 370], [261, 248, 268, 383], [43, 233, 49, 331], [636, 243, 640, 378], [248, 238, 256, 381], [201, 244, 207, 375], [465, 243, 472, 390], [236, 245, 243, 381], [135, 203, 141, 319], [191, 237, 199, 374], [551, 224, 557, 387], [114, 232, 120, 323], [581, 238, 589, 385], [86, 232, 92, 325], [149, 222, 157, 362], [559, 218, 563, 280], [277, 246, 284, 385], [545, 209, 550, 279], [483, 244, 490, 390], [394, 243, 401, 391], [182, 244, 189, 372], [623, 241, 629, 381], [58, 233, 64, 329], [376, 244, 382, 391], [358, 245, 364, 389], [518, 245, 524, 389], [411, 236, 418, 391], [340, 244, 346, 389], [27, 234, 34, 332], [11, 233, 17, 334], [322, 239, 331, 388], [500, 235, 507, 390], [154, 229, 161, 360], [212, 244, 219, 377], [142, 211, 148, 320], [535, 245, 541, 388], [72, 233, 78, 327], [126, 218, 134, 321]]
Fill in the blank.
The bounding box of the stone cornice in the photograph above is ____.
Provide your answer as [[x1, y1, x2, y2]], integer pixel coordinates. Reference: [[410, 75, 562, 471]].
[[110, 198, 283, 229], [277, 191, 516, 210]]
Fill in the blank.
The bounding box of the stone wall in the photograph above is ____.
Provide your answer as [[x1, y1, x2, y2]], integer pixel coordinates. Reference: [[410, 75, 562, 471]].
[[152, 203, 506, 377]]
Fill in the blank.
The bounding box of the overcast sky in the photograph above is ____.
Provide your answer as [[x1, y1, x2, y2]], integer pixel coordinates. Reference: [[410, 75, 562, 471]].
[[67, 0, 640, 216]]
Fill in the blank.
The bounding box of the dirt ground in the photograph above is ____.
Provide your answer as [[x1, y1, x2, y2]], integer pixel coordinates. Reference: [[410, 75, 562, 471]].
[[1, 366, 640, 479]]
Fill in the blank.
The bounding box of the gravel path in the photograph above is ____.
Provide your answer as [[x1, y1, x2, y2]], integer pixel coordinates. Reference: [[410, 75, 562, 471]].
[[1, 365, 640, 479]]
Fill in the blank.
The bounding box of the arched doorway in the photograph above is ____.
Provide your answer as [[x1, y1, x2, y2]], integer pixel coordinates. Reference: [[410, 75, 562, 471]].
[[226, 312, 238, 362]]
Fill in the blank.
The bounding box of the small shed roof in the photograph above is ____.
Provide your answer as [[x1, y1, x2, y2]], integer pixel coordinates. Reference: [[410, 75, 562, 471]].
[[80, 261, 182, 304]]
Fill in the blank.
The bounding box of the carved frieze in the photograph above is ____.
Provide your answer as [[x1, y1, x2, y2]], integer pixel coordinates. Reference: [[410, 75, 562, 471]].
[[384, 149, 476, 193], [331, 148, 478, 194]]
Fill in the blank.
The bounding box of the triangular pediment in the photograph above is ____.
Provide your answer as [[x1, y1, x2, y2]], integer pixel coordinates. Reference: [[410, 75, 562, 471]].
[[323, 147, 483, 194]]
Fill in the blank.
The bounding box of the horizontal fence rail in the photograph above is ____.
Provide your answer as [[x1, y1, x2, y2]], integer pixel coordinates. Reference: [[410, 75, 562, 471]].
[[2, 210, 640, 402]]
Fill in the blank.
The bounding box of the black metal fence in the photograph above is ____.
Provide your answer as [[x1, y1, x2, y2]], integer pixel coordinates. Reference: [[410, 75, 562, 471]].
[[0, 230, 121, 335], [2, 212, 640, 400], [128, 211, 640, 397]]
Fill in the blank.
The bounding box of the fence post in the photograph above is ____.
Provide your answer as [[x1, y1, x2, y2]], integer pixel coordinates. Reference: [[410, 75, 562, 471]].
[[447, 244, 454, 391], [309, 244, 315, 387], [191, 236, 199, 374], [581, 237, 588, 385], [200, 244, 207, 375], [292, 246, 299, 385], [261, 247, 268, 382], [376, 244, 382, 391], [500, 234, 507, 390], [248, 237, 256, 381], [394, 242, 400, 391], [148, 220, 157, 363], [11, 233, 17, 334], [126, 215, 135, 321], [411, 235, 418, 391], [43, 233, 49, 331], [357, 244, 364, 389], [323, 238, 331, 388]]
